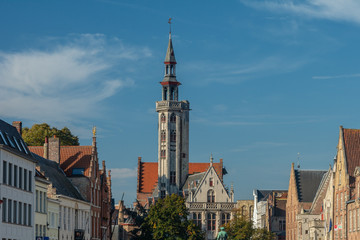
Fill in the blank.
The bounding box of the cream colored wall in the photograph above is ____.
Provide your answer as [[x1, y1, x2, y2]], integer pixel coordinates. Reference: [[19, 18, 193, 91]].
[[47, 198, 60, 240], [35, 177, 50, 238]]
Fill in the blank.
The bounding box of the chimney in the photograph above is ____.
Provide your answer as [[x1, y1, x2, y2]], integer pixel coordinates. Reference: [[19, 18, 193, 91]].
[[43, 136, 49, 159], [48, 136, 60, 164], [12, 121, 22, 135]]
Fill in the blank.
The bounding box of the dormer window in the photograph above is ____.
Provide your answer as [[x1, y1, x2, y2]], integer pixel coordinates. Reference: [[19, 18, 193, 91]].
[[0, 130, 8, 145]]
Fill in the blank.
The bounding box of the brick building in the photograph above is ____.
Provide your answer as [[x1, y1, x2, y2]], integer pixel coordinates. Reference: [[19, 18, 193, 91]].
[[29, 127, 112, 240]]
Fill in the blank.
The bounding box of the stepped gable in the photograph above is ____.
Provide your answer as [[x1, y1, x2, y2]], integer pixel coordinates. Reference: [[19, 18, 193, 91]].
[[29, 145, 92, 176], [32, 153, 85, 200], [343, 128, 360, 177], [294, 169, 327, 202]]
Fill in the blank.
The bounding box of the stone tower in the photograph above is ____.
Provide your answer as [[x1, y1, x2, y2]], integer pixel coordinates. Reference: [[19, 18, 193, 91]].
[[156, 31, 190, 198]]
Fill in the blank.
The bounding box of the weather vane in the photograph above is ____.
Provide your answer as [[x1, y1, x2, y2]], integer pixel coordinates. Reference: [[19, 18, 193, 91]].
[[168, 17, 172, 33]]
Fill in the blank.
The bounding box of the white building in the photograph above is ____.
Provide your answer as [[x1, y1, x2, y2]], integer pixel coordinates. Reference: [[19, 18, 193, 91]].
[[35, 169, 51, 239], [0, 120, 36, 240]]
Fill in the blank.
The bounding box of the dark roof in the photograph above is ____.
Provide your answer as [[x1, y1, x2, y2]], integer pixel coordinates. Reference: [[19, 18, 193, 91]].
[[295, 170, 327, 202], [0, 119, 33, 159], [182, 172, 205, 191], [255, 190, 273, 201], [32, 153, 85, 201]]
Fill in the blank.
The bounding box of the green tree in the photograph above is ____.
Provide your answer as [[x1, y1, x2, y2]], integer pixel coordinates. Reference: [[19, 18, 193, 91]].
[[140, 194, 204, 240], [22, 123, 79, 146], [224, 213, 275, 240]]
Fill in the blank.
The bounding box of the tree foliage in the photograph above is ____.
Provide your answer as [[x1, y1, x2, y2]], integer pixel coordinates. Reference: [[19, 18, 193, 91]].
[[22, 123, 79, 146], [224, 213, 275, 240], [140, 194, 204, 240]]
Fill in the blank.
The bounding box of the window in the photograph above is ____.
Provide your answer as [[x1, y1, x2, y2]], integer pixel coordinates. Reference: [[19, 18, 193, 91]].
[[43, 192, 46, 213], [170, 113, 176, 123], [28, 204, 32, 226], [161, 150, 166, 158], [13, 200, 17, 224], [207, 190, 215, 203], [2, 161, 6, 184], [8, 199, 12, 223], [221, 213, 230, 225], [160, 190, 166, 199], [23, 203, 27, 226], [18, 201, 22, 225], [24, 169, 27, 191], [2, 198, 6, 222], [13, 136, 22, 152], [14, 165, 17, 188], [28, 170, 32, 192], [19, 167, 22, 189], [193, 213, 202, 228], [40, 191, 43, 212], [161, 114, 166, 123], [207, 213, 216, 231], [72, 168, 85, 175], [170, 171, 176, 185], [161, 130, 166, 142], [209, 178, 213, 187], [170, 130, 176, 142], [8, 163, 12, 186], [0, 130, 8, 145], [36, 190, 39, 212]]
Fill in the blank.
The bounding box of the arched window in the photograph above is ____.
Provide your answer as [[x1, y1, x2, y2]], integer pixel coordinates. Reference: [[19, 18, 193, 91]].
[[170, 113, 176, 123], [161, 130, 166, 142], [207, 190, 215, 203], [170, 130, 176, 142], [160, 150, 166, 158], [249, 206, 253, 220], [161, 114, 166, 123]]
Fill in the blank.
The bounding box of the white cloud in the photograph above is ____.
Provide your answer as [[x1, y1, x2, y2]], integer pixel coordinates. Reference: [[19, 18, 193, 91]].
[[0, 34, 151, 125], [313, 73, 360, 80], [110, 168, 137, 179], [242, 0, 360, 25]]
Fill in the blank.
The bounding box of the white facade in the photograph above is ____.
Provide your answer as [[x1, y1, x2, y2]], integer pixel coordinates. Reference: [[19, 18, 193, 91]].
[[58, 195, 91, 240], [47, 198, 60, 240], [0, 146, 36, 240], [35, 175, 51, 239], [186, 163, 235, 240]]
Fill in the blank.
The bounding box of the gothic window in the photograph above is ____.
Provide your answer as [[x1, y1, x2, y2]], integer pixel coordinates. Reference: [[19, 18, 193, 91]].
[[170, 113, 176, 122], [207, 213, 216, 231], [170, 171, 176, 185], [170, 88, 174, 100], [207, 190, 215, 203], [221, 213, 230, 225], [160, 150, 166, 158], [161, 130, 166, 142], [163, 87, 168, 100], [170, 130, 176, 142], [193, 213, 202, 228], [249, 206, 253, 220], [161, 114, 166, 123], [160, 190, 166, 199], [166, 65, 169, 75]]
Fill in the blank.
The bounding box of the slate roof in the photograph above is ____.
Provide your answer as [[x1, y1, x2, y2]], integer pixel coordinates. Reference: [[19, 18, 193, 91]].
[[294, 169, 327, 202], [182, 172, 205, 191], [29, 145, 92, 176], [32, 153, 85, 201], [255, 190, 273, 202], [342, 128, 360, 177], [138, 162, 223, 194], [0, 119, 33, 159], [164, 33, 176, 64]]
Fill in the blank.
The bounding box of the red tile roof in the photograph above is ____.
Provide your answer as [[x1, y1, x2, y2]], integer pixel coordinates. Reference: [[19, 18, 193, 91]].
[[137, 162, 223, 194], [29, 146, 92, 176], [343, 128, 360, 177]]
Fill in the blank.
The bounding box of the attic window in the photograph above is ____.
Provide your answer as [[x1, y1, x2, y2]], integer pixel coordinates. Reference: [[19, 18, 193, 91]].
[[6, 133, 16, 148], [72, 168, 85, 176], [13, 137, 22, 152], [20, 140, 28, 154], [209, 178, 213, 187], [0, 131, 8, 145]]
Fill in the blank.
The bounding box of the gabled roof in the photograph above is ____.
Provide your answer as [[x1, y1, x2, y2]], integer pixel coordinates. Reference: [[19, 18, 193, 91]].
[[137, 161, 223, 194], [294, 169, 327, 202], [32, 153, 85, 201], [0, 119, 33, 160], [342, 128, 360, 177], [29, 145, 92, 176]]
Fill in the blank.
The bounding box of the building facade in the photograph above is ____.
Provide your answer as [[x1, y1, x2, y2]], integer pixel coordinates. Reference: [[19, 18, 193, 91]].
[[0, 120, 36, 240], [35, 169, 51, 239]]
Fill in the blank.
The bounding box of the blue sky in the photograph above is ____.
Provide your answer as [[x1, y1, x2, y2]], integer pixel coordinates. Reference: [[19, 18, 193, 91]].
[[1, 0, 360, 206]]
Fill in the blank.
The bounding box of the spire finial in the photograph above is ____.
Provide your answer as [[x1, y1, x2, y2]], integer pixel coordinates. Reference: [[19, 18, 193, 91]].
[[210, 153, 213, 165], [92, 126, 97, 137], [168, 17, 172, 35]]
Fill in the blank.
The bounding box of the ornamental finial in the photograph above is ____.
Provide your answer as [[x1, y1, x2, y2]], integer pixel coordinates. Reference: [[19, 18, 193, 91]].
[[92, 126, 97, 137], [168, 17, 172, 34]]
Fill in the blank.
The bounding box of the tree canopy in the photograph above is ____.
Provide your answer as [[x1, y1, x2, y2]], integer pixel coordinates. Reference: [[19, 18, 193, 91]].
[[224, 213, 275, 240], [22, 123, 79, 146], [140, 194, 204, 240]]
